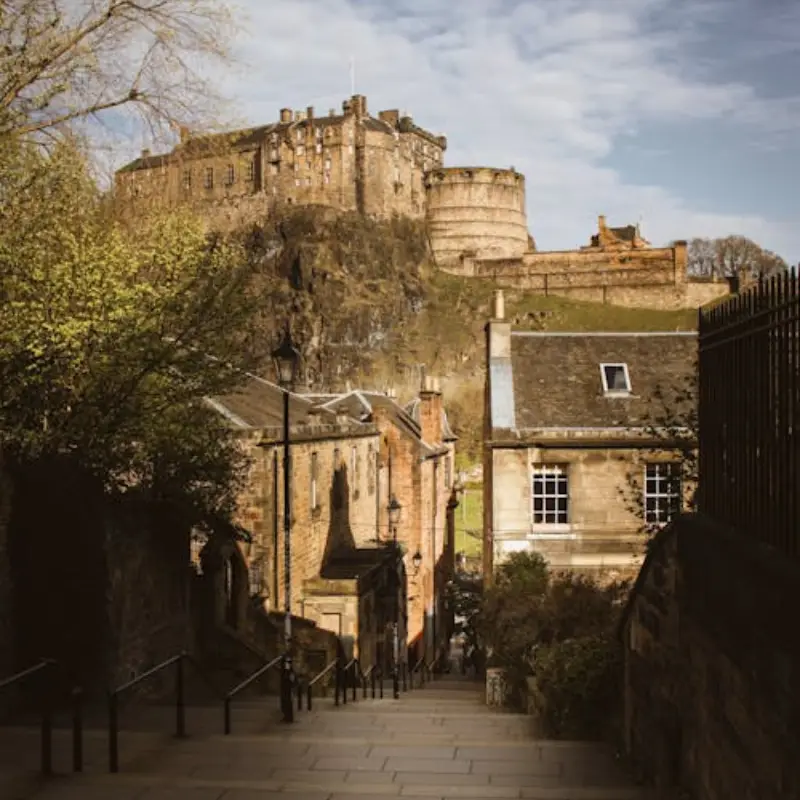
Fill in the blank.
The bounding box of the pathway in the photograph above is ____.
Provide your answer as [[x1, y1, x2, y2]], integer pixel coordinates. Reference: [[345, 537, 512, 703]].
[[3, 676, 662, 799]]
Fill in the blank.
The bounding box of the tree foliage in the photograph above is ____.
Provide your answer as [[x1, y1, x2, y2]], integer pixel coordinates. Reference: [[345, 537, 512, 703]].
[[619, 365, 698, 537], [687, 236, 787, 281], [0, 137, 263, 526], [0, 0, 235, 142], [476, 552, 628, 734]]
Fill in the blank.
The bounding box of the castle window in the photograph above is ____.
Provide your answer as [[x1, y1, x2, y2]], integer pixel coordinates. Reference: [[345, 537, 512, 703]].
[[182, 168, 191, 189], [315, 127, 323, 139], [225, 164, 235, 186], [246, 160, 255, 181], [348, 144, 353, 154], [296, 129, 303, 142], [204, 167, 213, 189], [295, 178, 300, 186], [315, 143, 322, 154], [269, 148, 278, 161], [600, 363, 631, 395], [324, 174, 330, 184], [310, 452, 319, 511], [297, 144, 304, 156], [324, 158, 331, 170]]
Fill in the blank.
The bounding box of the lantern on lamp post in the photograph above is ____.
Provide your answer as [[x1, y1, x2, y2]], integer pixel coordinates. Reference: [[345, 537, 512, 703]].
[[271, 324, 300, 723]]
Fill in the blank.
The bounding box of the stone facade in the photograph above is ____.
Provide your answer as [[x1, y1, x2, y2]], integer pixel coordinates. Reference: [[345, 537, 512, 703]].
[[456, 215, 731, 311], [483, 290, 697, 581], [115, 95, 446, 221], [621, 514, 800, 800], [210, 374, 456, 671]]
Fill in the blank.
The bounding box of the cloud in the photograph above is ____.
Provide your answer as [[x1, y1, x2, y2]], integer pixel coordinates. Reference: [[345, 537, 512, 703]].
[[112, 0, 800, 261]]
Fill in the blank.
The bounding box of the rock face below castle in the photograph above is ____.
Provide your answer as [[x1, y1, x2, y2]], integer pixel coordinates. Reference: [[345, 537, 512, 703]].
[[115, 94, 446, 221]]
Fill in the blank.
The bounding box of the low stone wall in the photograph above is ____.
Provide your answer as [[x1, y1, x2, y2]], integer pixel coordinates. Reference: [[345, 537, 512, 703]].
[[621, 514, 800, 799]]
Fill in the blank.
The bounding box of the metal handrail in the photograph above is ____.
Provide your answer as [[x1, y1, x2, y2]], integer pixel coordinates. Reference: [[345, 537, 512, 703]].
[[340, 658, 360, 704], [305, 658, 339, 711], [109, 652, 188, 773], [0, 659, 68, 776], [410, 656, 426, 688], [361, 664, 385, 700], [425, 651, 442, 681], [224, 654, 282, 735]]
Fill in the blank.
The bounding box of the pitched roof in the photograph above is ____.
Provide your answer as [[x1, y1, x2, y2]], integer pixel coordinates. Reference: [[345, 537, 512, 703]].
[[405, 397, 458, 442], [492, 331, 697, 435]]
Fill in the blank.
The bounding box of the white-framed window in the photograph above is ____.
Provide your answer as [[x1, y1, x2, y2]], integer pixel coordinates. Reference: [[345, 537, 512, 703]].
[[600, 363, 631, 394], [531, 464, 569, 527], [310, 452, 319, 511], [315, 143, 322, 154], [644, 462, 682, 525], [296, 129, 303, 142], [225, 164, 235, 186], [297, 144, 305, 156]]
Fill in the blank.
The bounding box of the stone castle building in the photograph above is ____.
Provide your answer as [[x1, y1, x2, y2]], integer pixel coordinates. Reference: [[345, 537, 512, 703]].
[[116, 93, 730, 311], [116, 94, 446, 219]]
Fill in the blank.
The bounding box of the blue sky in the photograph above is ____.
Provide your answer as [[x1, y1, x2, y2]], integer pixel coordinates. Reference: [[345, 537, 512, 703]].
[[119, 0, 800, 261]]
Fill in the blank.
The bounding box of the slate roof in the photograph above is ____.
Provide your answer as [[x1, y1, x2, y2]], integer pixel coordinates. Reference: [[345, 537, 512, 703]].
[[495, 331, 697, 434], [590, 224, 638, 247], [405, 397, 458, 442]]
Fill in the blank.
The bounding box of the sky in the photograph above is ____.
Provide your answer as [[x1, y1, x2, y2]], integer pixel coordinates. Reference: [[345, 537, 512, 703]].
[[122, 0, 800, 262]]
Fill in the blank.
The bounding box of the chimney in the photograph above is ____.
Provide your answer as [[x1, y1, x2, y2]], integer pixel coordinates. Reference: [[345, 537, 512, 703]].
[[378, 109, 400, 127], [342, 99, 353, 115], [329, 108, 336, 117], [598, 214, 607, 231], [487, 290, 511, 360], [280, 108, 292, 123], [141, 148, 151, 159], [418, 371, 443, 445], [351, 94, 367, 117], [307, 106, 314, 120], [178, 126, 190, 145], [294, 110, 304, 121]]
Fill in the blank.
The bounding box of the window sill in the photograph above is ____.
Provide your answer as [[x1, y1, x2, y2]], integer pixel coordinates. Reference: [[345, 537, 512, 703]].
[[529, 527, 576, 540]]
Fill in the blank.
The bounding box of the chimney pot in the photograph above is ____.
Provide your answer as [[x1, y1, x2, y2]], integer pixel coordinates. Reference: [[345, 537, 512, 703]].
[[307, 106, 314, 119], [598, 214, 607, 229], [280, 108, 292, 123], [492, 289, 505, 321], [141, 148, 151, 159]]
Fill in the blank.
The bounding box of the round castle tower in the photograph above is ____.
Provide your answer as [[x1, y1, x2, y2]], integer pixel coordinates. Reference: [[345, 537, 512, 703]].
[[425, 167, 530, 267]]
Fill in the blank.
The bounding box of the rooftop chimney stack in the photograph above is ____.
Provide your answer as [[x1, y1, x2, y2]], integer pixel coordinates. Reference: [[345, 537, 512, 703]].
[[492, 289, 505, 321], [141, 148, 151, 159], [418, 371, 443, 445], [280, 108, 292, 123], [307, 106, 314, 120]]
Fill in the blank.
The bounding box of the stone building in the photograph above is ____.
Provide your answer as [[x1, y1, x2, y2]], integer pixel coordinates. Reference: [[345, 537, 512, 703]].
[[454, 215, 732, 311], [482, 290, 696, 581], [115, 94, 446, 220], [206, 373, 457, 673], [310, 379, 458, 667]]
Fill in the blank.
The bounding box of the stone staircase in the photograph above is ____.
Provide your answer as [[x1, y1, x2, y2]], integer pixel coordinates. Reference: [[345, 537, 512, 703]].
[[1, 672, 668, 799]]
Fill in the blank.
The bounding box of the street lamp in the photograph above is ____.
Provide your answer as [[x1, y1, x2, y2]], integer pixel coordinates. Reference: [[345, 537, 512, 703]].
[[388, 495, 402, 699], [411, 550, 423, 574], [272, 324, 300, 723]]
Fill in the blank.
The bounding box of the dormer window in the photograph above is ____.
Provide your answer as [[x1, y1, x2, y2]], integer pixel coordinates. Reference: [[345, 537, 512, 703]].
[[600, 363, 631, 395]]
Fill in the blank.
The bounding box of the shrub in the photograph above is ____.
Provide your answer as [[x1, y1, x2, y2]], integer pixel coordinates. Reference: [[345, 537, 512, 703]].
[[532, 633, 622, 740]]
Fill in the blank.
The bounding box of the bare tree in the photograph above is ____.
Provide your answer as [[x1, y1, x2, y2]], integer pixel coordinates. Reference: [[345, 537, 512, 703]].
[[0, 0, 237, 142], [688, 235, 787, 281]]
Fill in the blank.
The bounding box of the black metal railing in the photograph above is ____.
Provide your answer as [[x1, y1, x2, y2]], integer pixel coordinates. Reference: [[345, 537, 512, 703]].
[[339, 658, 361, 705], [698, 269, 800, 558], [108, 651, 220, 772], [223, 654, 282, 735], [0, 659, 85, 776], [305, 658, 339, 711], [361, 664, 384, 700]]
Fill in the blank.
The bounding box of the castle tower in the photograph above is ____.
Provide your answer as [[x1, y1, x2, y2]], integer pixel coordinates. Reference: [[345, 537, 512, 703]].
[[425, 167, 530, 268]]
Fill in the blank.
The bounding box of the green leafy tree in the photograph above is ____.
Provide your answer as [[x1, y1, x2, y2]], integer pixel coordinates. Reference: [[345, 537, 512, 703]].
[[0, 138, 263, 527]]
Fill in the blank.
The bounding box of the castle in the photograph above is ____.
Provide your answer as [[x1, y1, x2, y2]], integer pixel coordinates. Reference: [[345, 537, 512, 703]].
[[116, 94, 730, 311]]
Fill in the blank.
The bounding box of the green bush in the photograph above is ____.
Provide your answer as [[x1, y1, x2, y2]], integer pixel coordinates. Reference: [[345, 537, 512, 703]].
[[532, 633, 622, 740], [476, 556, 629, 736]]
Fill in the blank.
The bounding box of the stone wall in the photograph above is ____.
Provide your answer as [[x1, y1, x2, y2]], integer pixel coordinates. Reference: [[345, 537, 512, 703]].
[[489, 445, 690, 579], [457, 242, 730, 311], [237, 428, 380, 620], [622, 514, 800, 799]]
